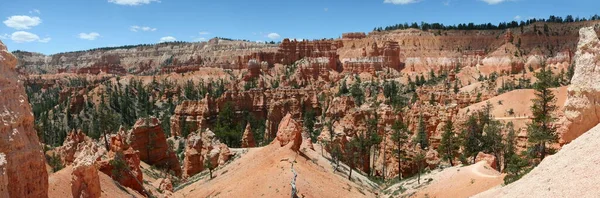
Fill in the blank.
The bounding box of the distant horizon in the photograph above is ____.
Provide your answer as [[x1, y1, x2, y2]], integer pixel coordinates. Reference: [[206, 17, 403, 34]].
[[1, 0, 599, 54]]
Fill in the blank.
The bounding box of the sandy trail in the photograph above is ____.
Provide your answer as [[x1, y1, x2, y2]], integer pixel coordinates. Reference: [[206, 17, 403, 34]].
[[174, 143, 378, 198]]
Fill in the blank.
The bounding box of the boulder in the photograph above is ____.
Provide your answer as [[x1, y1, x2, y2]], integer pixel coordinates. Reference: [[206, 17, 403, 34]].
[[425, 149, 441, 169], [158, 178, 173, 192], [71, 145, 101, 198], [241, 124, 256, 148], [275, 114, 303, 151], [0, 40, 48, 197], [476, 152, 498, 170], [560, 27, 600, 144], [128, 117, 181, 176]]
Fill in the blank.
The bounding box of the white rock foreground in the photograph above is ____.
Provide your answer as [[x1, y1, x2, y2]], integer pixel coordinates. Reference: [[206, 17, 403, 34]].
[[560, 26, 600, 144], [475, 122, 600, 197]]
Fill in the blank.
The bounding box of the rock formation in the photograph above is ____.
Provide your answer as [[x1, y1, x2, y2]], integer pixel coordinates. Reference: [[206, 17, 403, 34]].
[[171, 88, 320, 140], [15, 39, 278, 75], [475, 152, 498, 170], [158, 178, 173, 192], [241, 124, 256, 148], [0, 40, 48, 197], [56, 130, 95, 166], [170, 100, 210, 137], [560, 26, 600, 144], [128, 117, 182, 176], [71, 145, 101, 198], [275, 114, 303, 151], [342, 41, 402, 74], [182, 129, 232, 178], [98, 131, 145, 194]]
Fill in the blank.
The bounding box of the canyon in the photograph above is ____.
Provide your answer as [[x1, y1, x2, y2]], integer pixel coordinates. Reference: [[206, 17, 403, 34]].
[[2, 19, 600, 198]]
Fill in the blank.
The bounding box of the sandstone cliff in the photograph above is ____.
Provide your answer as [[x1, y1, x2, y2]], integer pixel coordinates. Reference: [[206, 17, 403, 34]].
[[14, 38, 278, 75], [0, 40, 49, 197]]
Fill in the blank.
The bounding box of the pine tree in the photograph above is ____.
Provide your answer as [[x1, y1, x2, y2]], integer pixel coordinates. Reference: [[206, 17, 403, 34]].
[[366, 114, 382, 176], [214, 102, 243, 147], [391, 120, 410, 179], [438, 120, 459, 166], [303, 109, 317, 142], [345, 137, 360, 180], [338, 79, 349, 96], [503, 122, 517, 169], [527, 66, 558, 161], [482, 120, 504, 171], [411, 92, 418, 104], [453, 80, 459, 94], [350, 81, 364, 106], [416, 114, 429, 149], [462, 114, 482, 164], [504, 152, 531, 184]]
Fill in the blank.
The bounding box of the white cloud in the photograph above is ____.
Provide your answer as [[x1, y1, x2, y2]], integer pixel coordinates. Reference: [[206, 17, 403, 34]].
[[267, 33, 280, 40], [3, 16, 42, 30], [383, 0, 420, 5], [324, 8, 328, 12], [38, 37, 51, 43], [10, 31, 50, 43], [108, 0, 160, 6], [0, 33, 8, 39], [193, 37, 206, 42], [130, 25, 157, 32], [159, 36, 176, 42], [79, 32, 100, 40], [29, 9, 41, 15], [514, 15, 521, 20], [192, 32, 209, 42], [480, 0, 510, 5]]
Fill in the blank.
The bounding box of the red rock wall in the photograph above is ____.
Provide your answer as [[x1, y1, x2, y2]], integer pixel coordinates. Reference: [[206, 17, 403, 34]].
[[0, 40, 49, 197]]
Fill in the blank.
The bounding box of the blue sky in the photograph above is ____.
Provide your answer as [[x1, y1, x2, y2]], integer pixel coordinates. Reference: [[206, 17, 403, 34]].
[[0, 0, 598, 54]]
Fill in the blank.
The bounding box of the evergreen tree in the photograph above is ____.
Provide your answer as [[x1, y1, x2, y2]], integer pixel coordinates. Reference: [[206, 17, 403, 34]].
[[503, 122, 517, 169], [438, 120, 459, 166], [345, 137, 360, 180], [527, 66, 558, 161], [453, 80, 459, 94], [462, 114, 482, 164], [482, 120, 504, 171], [503, 152, 531, 184], [366, 114, 382, 176], [411, 92, 418, 104], [416, 114, 429, 149], [303, 109, 317, 142], [214, 102, 243, 147], [350, 81, 364, 106], [338, 79, 349, 96], [391, 120, 410, 179]]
